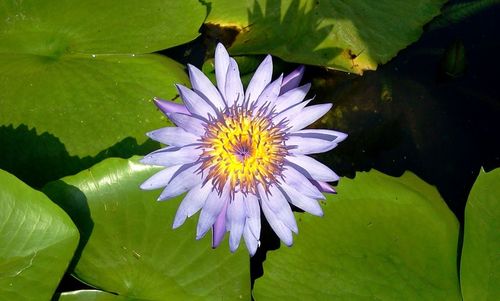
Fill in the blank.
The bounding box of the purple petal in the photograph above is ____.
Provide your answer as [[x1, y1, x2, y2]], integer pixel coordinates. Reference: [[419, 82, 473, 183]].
[[196, 182, 230, 239], [274, 83, 311, 113], [215, 43, 230, 97], [311, 180, 336, 194], [227, 192, 246, 252], [167, 112, 206, 136], [176, 84, 216, 118], [272, 98, 311, 125], [291, 129, 348, 144], [245, 55, 273, 106], [153, 98, 189, 115], [157, 163, 203, 201], [260, 192, 293, 246], [280, 65, 305, 94], [258, 184, 298, 233], [172, 183, 213, 229], [281, 166, 324, 199], [244, 194, 261, 240], [280, 183, 323, 216], [225, 58, 244, 106], [288, 103, 332, 131], [146, 127, 199, 147], [255, 74, 283, 110], [140, 145, 201, 167], [140, 165, 183, 190], [286, 135, 337, 155], [243, 222, 259, 256], [286, 155, 339, 182], [188, 64, 225, 111], [212, 198, 229, 248]]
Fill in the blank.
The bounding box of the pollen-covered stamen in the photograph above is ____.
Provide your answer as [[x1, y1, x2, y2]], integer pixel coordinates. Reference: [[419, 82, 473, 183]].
[[199, 105, 288, 194]]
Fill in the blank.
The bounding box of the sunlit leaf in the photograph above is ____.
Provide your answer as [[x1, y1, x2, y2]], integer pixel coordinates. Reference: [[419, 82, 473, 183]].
[[460, 168, 500, 301], [43, 157, 250, 301], [253, 170, 462, 300], [0, 169, 79, 301]]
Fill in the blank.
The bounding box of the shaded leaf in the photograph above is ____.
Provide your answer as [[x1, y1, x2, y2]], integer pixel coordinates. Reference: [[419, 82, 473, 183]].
[[206, 0, 446, 74]]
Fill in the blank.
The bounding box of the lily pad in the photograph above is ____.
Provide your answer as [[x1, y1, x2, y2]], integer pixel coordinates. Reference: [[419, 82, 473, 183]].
[[253, 170, 462, 300], [206, 0, 446, 74], [0, 0, 205, 186], [0, 169, 79, 301], [460, 168, 500, 300], [43, 157, 250, 301]]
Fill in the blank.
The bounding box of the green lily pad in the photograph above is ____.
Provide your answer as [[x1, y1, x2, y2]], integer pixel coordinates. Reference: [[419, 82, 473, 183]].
[[206, 0, 446, 74], [0, 169, 79, 301], [58, 290, 135, 301], [43, 157, 250, 301], [0, 0, 205, 186], [460, 168, 500, 300], [253, 170, 462, 300]]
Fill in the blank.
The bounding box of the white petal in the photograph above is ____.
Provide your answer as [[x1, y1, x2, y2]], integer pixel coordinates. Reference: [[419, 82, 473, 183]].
[[286, 135, 337, 155], [243, 222, 259, 256], [176, 84, 217, 118], [274, 83, 311, 113], [167, 112, 206, 136], [244, 194, 261, 240], [146, 127, 199, 147], [290, 129, 348, 144], [260, 193, 293, 246], [255, 74, 283, 110], [227, 192, 246, 252], [196, 182, 230, 239], [188, 64, 225, 111], [215, 43, 230, 97], [140, 165, 182, 190], [172, 183, 213, 228], [259, 184, 298, 233], [287, 103, 332, 131], [157, 163, 203, 200], [286, 155, 339, 182], [225, 58, 244, 106], [281, 166, 324, 199], [272, 99, 311, 125], [280, 183, 323, 216], [140, 145, 201, 167], [245, 55, 273, 106]]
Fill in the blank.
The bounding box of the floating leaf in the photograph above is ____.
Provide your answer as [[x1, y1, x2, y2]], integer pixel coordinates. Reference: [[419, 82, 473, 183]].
[[460, 168, 500, 301], [43, 157, 250, 301], [0, 169, 79, 301], [253, 170, 462, 300], [206, 0, 446, 74], [0, 0, 205, 186]]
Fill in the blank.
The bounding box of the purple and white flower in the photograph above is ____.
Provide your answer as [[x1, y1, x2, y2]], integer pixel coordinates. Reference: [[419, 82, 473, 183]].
[[141, 43, 347, 255]]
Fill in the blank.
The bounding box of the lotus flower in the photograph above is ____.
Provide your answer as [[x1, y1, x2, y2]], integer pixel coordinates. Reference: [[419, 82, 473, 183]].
[[140, 43, 347, 255]]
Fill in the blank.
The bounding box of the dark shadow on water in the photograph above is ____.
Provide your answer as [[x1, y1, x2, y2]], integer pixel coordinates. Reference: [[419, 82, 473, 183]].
[[0, 124, 159, 189]]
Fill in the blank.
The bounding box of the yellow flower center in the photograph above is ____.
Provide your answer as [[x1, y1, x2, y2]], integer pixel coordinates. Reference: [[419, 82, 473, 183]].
[[200, 107, 287, 194]]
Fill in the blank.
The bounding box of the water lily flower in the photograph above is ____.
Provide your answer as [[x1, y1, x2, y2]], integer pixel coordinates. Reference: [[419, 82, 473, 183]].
[[140, 43, 347, 255]]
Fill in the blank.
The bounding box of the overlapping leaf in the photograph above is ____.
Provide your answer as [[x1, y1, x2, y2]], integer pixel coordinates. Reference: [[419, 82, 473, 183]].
[[0, 169, 79, 301]]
